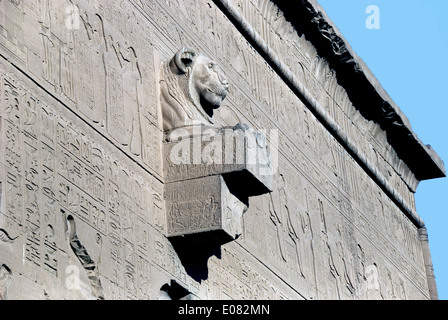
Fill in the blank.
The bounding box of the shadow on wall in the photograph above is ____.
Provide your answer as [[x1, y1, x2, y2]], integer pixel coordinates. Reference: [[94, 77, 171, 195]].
[[169, 234, 223, 283], [160, 279, 193, 300], [66, 214, 105, 300]]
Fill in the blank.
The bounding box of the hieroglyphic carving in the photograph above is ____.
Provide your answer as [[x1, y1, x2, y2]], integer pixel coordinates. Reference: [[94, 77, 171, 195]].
[[0, 0, 161, 183], [76, 12, 107, 125], [121, 46, 144, 156], [166, 176, 222, 237], [0, 63, 161, 299], [213, 0, 421, 199], [0, 0, 26, 64], [240, 149, 429, 299], [0, 0, 436, 301], [3, 0, 420, 205], [202, 244, 298, 300]]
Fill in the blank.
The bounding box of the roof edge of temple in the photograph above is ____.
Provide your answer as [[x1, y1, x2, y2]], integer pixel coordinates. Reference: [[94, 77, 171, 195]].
[[273, 0, 445, 181]]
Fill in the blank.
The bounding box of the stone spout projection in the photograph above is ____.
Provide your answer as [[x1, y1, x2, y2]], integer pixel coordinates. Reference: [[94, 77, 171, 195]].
[[160, 47, 273, 243]]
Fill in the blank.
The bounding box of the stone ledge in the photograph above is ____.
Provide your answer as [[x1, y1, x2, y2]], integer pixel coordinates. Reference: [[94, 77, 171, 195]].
[[163, 125, 273, 194]]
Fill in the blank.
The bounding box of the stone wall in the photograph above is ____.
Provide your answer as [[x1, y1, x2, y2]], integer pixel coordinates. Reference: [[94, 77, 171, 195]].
[[0, 0, 442, 299]]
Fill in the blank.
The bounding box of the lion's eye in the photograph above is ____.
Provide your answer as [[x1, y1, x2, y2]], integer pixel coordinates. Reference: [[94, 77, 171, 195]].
[[208, 63, 214, 69]]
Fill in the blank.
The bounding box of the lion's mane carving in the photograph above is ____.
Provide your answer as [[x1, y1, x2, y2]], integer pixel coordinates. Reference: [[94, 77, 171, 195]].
[[160, 47, 229, 132]]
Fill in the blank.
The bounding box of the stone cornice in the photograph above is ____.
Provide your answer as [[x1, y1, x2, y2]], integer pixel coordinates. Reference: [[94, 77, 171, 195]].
[[273, 0, 445, 182], [212, 0, 445, 228]]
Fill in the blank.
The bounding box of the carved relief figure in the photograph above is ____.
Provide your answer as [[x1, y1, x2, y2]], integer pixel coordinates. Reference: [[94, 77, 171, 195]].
[[355, 244, 367, 299], [286, 201, 317, 283], [0, 264, 12, 300], [325, 241, 341, 299], [120, 46, 143, 156], [268, 173, 287, 263], [299, 211, 316, 283], [366, 263, 383, 300], [335, 225, 355, 296], [168, 202, 185, 233], [160, 47, 229, 132]]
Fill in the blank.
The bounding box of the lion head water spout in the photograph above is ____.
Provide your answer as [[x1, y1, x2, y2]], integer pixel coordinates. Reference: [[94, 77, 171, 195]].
[[160, 47, 229, 132]]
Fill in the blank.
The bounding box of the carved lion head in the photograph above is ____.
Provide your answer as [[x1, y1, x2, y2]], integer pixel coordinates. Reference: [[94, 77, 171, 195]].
[[160, 47, 229, 132]]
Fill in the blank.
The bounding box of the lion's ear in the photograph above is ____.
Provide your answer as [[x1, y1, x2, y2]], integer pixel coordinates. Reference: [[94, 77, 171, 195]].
[[171, 47, 196, 74]]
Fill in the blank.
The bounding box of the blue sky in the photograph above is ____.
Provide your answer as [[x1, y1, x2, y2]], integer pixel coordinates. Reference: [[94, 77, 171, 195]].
[[317, 0, 448, 300]]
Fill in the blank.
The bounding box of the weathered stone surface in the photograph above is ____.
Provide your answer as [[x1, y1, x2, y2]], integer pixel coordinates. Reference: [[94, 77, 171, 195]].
[[165, 175, 246, 240], [160, 47, 229, 131], [0, 0, 443, 300], [160, 46, 273, 242], [163, 125, 273, 193]]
